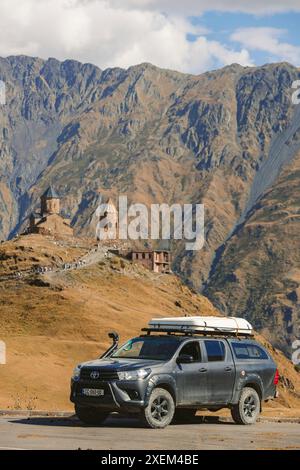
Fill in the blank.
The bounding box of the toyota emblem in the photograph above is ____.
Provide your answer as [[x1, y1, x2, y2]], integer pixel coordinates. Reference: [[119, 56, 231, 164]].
[[90, 371, 100, 379]]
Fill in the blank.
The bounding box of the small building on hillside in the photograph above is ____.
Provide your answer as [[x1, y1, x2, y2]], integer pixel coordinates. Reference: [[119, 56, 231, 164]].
[[131, 249, 171, 274], [27, 186, 73, 237]]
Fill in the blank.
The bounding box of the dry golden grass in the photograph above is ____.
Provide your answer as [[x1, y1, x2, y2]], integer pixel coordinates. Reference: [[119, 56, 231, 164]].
[[0, 234, 299, 413], [0, 234, 217, 410]]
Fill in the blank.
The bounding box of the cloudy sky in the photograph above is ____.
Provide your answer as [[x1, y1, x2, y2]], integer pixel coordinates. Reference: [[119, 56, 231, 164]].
[[0, 0, 299, 73]]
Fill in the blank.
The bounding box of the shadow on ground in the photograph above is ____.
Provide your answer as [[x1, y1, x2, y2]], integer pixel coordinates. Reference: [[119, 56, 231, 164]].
[[10, 414, 235, 428]]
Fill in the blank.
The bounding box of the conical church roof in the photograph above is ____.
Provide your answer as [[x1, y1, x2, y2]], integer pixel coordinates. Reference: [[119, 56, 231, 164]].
[[42, 186, 60, 199]]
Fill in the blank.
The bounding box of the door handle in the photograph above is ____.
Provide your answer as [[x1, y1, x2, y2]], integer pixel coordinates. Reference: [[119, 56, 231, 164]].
[[225, 366, 232, 371], [199, 367, 208, 373]]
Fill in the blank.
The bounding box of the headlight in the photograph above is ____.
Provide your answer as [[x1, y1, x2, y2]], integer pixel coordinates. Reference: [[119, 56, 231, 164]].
[[117, 368, 151, 381], [72, 364, 82, 381]]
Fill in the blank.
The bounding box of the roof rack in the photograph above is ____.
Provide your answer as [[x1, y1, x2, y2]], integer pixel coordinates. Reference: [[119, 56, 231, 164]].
[[141, 327, 252, 338]]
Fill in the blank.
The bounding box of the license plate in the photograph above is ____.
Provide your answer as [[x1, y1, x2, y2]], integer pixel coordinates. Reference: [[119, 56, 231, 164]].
[[82, 388, 104, 397]]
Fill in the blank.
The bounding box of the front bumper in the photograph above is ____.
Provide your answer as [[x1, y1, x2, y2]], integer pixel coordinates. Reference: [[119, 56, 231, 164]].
[[70, 379, 147, 413]]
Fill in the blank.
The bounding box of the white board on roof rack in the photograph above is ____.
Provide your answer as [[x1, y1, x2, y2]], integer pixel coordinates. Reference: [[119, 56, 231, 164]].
[[148, 316, 253, 336]]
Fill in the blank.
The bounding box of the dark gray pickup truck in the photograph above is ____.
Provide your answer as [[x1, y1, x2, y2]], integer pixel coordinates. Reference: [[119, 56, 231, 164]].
[[70, 325, 279, 428]]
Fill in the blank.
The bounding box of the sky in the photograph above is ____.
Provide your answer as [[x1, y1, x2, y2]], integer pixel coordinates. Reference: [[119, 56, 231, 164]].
[[0, 0, 299, 74]]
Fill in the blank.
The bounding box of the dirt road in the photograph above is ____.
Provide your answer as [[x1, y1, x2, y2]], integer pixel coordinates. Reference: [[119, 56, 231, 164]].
[[0, 415, 299, 450]]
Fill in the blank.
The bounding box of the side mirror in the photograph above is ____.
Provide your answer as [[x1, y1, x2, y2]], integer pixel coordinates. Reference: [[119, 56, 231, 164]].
[[177, 354, 194, 364]]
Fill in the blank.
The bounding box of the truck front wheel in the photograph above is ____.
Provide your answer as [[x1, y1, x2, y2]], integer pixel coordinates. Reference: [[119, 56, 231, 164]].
[[141, 387, 175, 429], [75, 404, 109, 425], [231, 387, 261, 425]]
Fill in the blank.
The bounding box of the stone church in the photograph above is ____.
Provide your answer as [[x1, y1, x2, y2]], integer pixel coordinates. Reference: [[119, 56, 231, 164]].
[[28, 186, 73, 237]]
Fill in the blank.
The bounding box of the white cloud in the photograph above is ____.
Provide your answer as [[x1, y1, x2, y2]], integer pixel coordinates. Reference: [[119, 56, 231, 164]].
[[0, 0, 253, 73], [231, 28, 300, 65], [0, 0, 299, 73]]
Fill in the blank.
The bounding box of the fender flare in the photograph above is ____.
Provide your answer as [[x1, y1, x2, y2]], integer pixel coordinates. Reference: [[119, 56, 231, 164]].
[[144, 374, 177, 406], [232, 373, 264, 405]]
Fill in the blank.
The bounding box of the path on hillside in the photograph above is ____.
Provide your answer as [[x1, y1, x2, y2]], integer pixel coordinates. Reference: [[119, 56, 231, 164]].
[[0, 244, 117, 282]]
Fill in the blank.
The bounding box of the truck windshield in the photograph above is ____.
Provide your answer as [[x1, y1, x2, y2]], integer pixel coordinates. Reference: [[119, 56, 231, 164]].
[[111, 336, 180, 361]]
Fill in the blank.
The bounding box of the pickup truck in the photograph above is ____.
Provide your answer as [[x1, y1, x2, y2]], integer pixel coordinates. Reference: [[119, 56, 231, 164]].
[[70, 318, 279, 428]]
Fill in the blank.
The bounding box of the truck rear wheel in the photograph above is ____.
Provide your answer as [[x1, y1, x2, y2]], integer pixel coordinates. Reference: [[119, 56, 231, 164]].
[[141, 387, 175, 429], [231, 387, 261, 425], [75, 405, 109, 425]]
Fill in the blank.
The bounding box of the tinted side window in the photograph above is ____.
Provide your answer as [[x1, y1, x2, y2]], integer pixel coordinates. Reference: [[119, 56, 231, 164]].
[[204, 340, 225, 362], [179, 341, 201, 362], [232, 343, 268, 360]]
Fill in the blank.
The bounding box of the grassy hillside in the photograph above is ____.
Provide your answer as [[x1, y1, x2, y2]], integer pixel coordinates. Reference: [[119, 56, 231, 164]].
[[0, 234, 216, 410], [0, 234, 299, 413]]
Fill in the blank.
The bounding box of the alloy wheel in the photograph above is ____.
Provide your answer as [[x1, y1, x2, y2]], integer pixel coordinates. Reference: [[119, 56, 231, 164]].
[[243, 394, 257, 418], [151, 396, 169, 422]]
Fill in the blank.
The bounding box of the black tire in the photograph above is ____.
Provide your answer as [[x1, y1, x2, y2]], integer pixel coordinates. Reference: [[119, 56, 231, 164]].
[[75, 405, 109, 425], [231, 387, 261, 425], [141, 388, 175, 429], [173, 408, 196, 423]]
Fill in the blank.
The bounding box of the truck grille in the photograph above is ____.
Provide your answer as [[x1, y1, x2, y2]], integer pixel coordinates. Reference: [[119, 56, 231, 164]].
[[80, 368, 118, 381]]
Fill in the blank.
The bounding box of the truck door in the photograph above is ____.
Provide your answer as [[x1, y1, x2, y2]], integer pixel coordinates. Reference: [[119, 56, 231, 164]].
[[202, 339, 235, 404], [175, 340, 208, 405]]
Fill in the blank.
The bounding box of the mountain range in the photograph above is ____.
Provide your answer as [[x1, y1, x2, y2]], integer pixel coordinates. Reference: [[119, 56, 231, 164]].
[[0, 55, 300, 354]]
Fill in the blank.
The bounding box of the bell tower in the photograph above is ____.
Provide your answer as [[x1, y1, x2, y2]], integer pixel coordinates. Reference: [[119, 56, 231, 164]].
[[41, 186, 60, 216]]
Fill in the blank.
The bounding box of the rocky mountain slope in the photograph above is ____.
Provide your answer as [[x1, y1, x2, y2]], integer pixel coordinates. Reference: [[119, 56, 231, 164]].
[[0, 56, 300, 353], [0, 234, 299, 413], [205, 150, 300, 353]]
